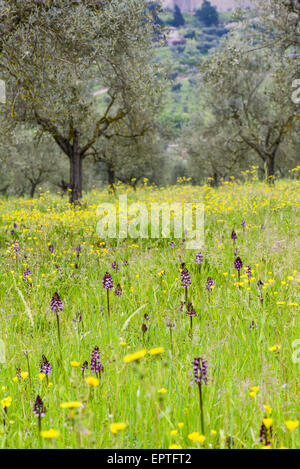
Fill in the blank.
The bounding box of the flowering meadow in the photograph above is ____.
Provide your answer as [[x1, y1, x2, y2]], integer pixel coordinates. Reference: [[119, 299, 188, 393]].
[[0, 178, 299, 449]]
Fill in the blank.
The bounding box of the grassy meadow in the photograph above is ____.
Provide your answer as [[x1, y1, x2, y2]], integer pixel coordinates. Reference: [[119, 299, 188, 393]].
[[0, 176, 299, 449]]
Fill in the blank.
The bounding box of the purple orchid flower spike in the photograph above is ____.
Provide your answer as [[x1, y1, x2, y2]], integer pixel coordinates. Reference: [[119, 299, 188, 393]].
[[206, 277, 215, 292], [33, 395, 46, 432], [231, 230, 237, 244], [195, 252, 203, 266], [90, 346, 104, 380], [234, 257, 243, 281], [103, 272, 113, 317], [191, 357, 208, 435], [51, 292, 63, 343], [181, 267, 191, 303]]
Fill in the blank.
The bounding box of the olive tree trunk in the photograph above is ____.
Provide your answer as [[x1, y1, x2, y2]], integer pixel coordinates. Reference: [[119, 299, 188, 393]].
[[69, 130, 83, 204]]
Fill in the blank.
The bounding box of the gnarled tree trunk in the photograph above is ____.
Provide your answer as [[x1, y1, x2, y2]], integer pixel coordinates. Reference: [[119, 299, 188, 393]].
[[30, 182, 38, 198], [69, 130, 82, 204], [107, 164, 115, 194], [266, 155, 275, 184]]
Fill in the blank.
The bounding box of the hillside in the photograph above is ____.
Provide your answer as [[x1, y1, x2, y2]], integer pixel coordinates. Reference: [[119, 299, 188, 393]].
[[157, 10, 232, 129], [161, 0, 252, 12]]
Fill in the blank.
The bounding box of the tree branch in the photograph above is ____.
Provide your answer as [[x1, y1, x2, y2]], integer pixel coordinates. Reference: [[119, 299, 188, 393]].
[[35, 111, 72, 156]]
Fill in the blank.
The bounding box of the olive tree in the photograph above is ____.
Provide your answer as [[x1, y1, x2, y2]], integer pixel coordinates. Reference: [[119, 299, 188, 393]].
[[0, 0, 163, 202], [4, 127, 67, 197], [199, 0, 299, 182]]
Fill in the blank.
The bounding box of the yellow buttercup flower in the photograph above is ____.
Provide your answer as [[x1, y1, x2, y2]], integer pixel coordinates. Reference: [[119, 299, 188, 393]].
[[13, 372, 28, 381], [269, 345, 281, 352], [249, 386, 259, 398], [39, 373, 46, 381], [158, 388, 167, 394], [70, 361, 80, 367], [123, 349, 147, 363], [110, 422, 127, 434], [285, 420, 299, 431], [1, 396, 12, 408], [169, 444, 182, 449], [60, 401, 82, 409], [40, 429, 60, 439], [263, 405, 272, 415], [148, 347, 164, 356], [262, 418, 273, 429], [170, 430, 178, 436], [85, 376, 100, 387], [177, 422, 184, 428], [188, 432, 205, 443]]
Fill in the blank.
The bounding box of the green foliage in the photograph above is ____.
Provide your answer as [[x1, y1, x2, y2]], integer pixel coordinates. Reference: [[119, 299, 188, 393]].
[[0, 0, 165, 201], [186, 0, 300, 181], [172, 5, 185, 27], [195, 1, 219, 27]]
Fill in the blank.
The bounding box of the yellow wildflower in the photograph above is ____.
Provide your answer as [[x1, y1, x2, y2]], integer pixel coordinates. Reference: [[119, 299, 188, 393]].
[[250, 386, 259, 397], [60, 401, 82, 409], [158, 388, 167, 394], [110, 422, 127, 434], [188, 432, 205, 443], [123, 349, 147, 363], [262, 418, 273, 429], [85, 376, 100, 387], [269, 345, 281, 352], [263, 405, 272, 415], [70, 361, 80, 367], [285, 420, 299, 431], [148, 347, 164, 356], [1, 396, 12, 408], [40, 429, 60, 439]]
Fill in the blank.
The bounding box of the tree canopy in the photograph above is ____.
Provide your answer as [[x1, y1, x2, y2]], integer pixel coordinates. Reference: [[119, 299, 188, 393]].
[[187, 0, 299, 183], [0, 0, 164, 202], [195, 1, 219, 27]]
